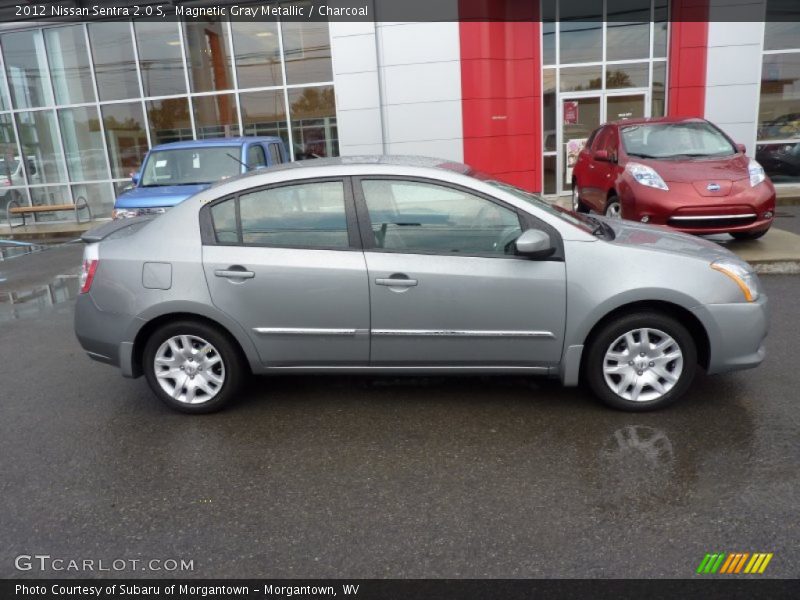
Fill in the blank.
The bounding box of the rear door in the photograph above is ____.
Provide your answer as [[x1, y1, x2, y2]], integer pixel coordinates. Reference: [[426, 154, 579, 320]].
[[201, 178, 370, 366], [354, 177, 566, 367], [266, 142, 285, 165]]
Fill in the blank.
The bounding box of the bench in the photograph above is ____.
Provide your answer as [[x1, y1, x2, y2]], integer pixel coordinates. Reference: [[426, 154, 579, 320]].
[[6, 196, 92, 228]]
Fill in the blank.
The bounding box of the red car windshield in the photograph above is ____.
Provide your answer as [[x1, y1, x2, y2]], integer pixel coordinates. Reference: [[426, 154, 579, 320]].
[[620, 122, 736, 160]]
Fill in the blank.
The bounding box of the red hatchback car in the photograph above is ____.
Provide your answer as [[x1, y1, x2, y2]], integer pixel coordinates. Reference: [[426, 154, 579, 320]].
[[571, 117, 776, 240]]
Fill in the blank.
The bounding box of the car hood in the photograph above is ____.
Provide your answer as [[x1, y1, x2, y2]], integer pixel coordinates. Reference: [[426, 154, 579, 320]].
[[114, 183, 210, 208], [632, 154, 753, 197], [601, 217, 741, 263]]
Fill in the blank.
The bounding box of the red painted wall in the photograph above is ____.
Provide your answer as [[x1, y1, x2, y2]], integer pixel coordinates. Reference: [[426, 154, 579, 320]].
[[667, 1, 709, 117], [459, 2, 541, 191]]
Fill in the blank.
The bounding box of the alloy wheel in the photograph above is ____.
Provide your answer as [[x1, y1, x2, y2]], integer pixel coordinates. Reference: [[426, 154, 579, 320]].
[[572, 186, 580, 211], [605, 200, 622, 219], [602, 328, 683, 402], [153, 334, 226, 404]]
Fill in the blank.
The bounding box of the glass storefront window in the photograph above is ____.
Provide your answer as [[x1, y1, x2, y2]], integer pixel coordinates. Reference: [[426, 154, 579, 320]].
[[1, 30, 53, 109], [73, 181, 115, 218], [0, 55, 10, 111], [653, 0, 668, 58], [193, 93, 240, 138], [58, 106, 108, 182], [231, 21, 282, 89], [763, 1, 800, 51], [606, 62, 649, 89], [45, 25, 95, 106], [543, 69, 556, 152], [0, 113, 23, 191], [147, 97, 192, 145], [15, 110, 66, 185], [606, 0, 651, 61], [559, 66, 602, 92], [652, 61, 667, 117], [289, 85, 338, 159], [281, 16, 333, 85], [240, 89, 288, 147], [134, 22, 186, 97], [542, 0, 556, 65], [759, 54, 800, 142], [101, 102, 148, 179], [88, 22, 140, 102], [559, 0, 603, 64], [184, 19, 234, 93]]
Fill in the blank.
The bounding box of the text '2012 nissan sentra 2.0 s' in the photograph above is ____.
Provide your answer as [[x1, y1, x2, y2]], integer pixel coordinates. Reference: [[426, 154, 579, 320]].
[[74, 156, 768, 413]]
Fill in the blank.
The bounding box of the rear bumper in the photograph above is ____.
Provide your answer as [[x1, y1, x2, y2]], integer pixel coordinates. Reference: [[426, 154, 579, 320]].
[[691, 295, 769, 375], [74, 293, 140, 377], [623, 181, 776, 235]]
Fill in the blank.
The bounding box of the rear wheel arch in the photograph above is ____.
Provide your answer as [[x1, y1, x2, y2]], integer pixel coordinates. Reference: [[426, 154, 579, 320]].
[[132, 312, 253, 378], [580, 300, 710, 375]]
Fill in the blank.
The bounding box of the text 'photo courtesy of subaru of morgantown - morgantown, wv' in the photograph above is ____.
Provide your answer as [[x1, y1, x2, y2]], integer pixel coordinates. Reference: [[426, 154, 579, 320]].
[[74, 156, 768, 414]]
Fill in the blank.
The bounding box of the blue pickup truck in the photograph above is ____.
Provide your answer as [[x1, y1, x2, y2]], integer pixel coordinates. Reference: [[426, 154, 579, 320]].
[[112, 136, 288, 219]]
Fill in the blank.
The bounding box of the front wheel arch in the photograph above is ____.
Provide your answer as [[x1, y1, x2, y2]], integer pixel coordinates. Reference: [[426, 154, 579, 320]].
[[580, 300, 710, 377]]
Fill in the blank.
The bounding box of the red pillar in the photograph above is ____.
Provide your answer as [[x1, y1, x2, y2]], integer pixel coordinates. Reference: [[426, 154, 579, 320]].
[[459, 2, 541, 191], [668, 0, 710, 118]]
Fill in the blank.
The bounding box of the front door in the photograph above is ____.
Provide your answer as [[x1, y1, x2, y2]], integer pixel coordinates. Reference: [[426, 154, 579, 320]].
[[202, 178, 370, 366], [354, 177, 567, 367], [560, 95, 602, 195]]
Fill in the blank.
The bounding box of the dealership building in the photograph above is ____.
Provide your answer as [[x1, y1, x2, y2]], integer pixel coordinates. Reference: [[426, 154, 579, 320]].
[[0, 0, 798, 219]]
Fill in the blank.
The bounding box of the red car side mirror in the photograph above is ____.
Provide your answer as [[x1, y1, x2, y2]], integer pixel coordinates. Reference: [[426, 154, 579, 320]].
[[736, 143, 746, 154], [594, 149, 614, 162]]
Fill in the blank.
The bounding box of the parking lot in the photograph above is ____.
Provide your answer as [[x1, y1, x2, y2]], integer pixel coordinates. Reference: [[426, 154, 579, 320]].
[[1, 241, 798, 578]]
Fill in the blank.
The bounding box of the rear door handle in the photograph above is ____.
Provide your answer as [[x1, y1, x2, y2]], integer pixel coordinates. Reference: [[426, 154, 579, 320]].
[[215, 268, 255, 279], [376, 277, 417, 287]]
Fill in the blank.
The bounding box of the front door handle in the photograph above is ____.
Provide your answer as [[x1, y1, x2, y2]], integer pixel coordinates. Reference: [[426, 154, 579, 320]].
[[376, 275, 418, 287], [215, 267, 255, 279]]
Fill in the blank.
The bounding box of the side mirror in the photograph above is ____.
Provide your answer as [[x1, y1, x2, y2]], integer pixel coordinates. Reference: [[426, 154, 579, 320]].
[[131, 171, 141, 185], [736, 143, 746, 154], [594, 149, 614, 162], [515, 229, 555, 259]]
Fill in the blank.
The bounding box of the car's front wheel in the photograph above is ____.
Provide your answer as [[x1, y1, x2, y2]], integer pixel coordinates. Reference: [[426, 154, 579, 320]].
[[584, 312, 697, 411], [143, 320, 245, 413], [604, 194, 622, 219]]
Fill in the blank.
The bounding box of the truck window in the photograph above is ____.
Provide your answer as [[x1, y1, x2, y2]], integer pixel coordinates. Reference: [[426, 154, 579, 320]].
[[247, 144, 267, 169], [268, 143, 283, 165]]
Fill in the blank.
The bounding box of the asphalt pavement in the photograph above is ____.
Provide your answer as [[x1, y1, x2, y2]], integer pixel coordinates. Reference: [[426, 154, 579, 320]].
[[0, 242, 798, 579]]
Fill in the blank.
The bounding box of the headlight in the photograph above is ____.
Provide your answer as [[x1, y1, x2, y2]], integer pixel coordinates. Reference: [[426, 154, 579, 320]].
[[748, 158, 766, 187], [626, 162, 669, 191], [710, 260, 760, 302]]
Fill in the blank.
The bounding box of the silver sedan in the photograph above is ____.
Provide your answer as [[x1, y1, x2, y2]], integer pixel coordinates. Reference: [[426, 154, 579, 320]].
[[74, 156, 768, 413]]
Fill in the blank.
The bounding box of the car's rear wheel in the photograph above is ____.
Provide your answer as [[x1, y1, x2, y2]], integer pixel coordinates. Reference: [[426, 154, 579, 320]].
[[731, 228, 769, 241], [571, 180, 588, 213], [584, 312, 697, 411], [143, 320, 245, 414], [604, 194, 622, 219]]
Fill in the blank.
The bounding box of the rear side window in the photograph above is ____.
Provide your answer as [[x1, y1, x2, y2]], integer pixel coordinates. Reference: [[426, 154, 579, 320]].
[[268, 143, 282, 164], [247, 145, 267, 169], [209, 181, 349, 249]]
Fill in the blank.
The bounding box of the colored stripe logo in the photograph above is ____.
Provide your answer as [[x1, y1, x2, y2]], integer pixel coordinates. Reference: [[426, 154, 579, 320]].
[[697, 552, 773, 574]]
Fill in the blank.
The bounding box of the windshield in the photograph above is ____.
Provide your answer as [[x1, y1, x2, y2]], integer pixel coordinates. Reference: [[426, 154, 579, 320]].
[[484, 179, 593, 231], [620, 121, 736, 159], [140, 147, 241, 187]]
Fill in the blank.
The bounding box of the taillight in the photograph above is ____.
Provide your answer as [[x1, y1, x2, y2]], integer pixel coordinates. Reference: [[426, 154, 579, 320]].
[[79, 259, 98, 294]]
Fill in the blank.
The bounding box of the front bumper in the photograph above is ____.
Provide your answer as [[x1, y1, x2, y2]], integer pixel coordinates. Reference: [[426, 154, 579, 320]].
[[691, 295, 769, 375], [624, 181, 776, 235]]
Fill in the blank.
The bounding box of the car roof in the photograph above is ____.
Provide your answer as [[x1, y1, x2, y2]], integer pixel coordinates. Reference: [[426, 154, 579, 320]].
[[150, 137, 283, 151], [208, 155, 475, 190], [608, 116, 707, 127]]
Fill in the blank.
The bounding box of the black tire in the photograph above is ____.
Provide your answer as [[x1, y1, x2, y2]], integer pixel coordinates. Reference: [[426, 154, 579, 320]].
[[584, 311, 697, 411], [604, 193, 622, 219], [143, 320, 246, 414], [731, 228, 769, 241], [571, 180, 589, 213]]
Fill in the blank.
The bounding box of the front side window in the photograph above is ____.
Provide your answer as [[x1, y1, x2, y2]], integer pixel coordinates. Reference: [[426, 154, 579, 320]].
[[239, 181, 348, 248], [620, 122, 735, 159], [247, 145, 267, 169], [268, 143, 283, 164], [140, 147, 241, 187], [361, 180, 522, 256]]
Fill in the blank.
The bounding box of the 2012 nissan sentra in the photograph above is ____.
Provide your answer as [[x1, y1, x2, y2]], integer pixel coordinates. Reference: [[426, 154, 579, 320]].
[[74, 156, 768, 413]]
